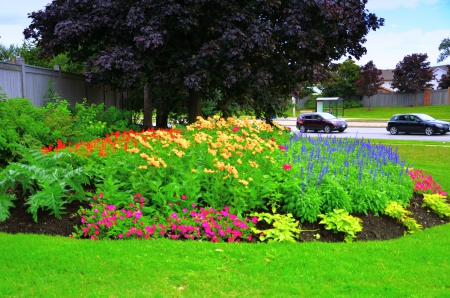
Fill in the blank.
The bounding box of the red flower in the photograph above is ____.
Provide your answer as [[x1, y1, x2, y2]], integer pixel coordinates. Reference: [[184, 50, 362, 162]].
[[232, 126, 240, 132], [283, 164, 292, 170]]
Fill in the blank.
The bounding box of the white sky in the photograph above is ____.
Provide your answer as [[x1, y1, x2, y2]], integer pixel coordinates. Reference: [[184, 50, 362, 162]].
[[0, 0, 449, 70]]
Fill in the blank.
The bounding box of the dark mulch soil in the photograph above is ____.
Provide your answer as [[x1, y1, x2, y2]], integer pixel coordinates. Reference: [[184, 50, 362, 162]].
[[0, 193, 448, 242]]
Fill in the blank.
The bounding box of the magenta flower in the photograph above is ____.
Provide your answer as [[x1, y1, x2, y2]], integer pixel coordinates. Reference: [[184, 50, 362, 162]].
[[283, 164, 292, 170]]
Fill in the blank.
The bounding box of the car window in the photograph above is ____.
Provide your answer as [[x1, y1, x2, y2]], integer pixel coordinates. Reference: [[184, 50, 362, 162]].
[[409, 115, 417, 121], [417, 114, 435, 121], [398, 115, 406, 121], [311, 115, 318, 120], [320, 113, 338, 120], [302, 115, 311, 120]]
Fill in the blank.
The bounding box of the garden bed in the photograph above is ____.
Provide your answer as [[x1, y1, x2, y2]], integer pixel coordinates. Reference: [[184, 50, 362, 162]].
[[1, 193, 448, 243]]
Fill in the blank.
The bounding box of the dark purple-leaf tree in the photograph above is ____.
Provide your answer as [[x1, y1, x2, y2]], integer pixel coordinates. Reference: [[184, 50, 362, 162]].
[[24, 0, 384, 125], [391, 53, 434, 106], [353, 60, 383, 111], [438, 65, 450, 89]]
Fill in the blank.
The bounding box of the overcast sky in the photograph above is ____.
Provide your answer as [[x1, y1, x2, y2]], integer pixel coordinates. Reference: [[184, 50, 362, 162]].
[[1, 0, 449, 70]]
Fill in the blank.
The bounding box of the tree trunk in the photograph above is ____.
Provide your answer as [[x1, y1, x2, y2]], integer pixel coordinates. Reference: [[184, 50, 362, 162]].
[[367, 96, 371, 111], [143, 82, 153, 129], [188, 89, 202, 124], [156, 98, 169, 128]]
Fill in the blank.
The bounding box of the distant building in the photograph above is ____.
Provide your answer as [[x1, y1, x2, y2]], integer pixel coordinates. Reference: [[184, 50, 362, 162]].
[[379, 66, 448, 93]]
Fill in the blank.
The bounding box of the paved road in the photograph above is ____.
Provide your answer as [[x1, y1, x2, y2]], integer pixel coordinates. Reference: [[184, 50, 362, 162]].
[[274, 118, 450, 142]]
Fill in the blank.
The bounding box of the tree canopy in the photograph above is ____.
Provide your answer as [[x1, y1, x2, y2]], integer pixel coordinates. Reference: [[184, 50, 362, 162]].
[[353, 60, 383, 110], [318, 58, 362, 100], [438, 65, 450, 89], [391, 53, 434, 94], [437, 37, 450, 63], [24, 0, 384, 124]]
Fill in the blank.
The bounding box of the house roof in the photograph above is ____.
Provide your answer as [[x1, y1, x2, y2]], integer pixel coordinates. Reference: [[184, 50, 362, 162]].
[[380, 66, 448, 82]]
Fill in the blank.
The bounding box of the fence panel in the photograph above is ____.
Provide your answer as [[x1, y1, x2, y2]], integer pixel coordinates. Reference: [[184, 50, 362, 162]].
[[0, 60, 125, 108]]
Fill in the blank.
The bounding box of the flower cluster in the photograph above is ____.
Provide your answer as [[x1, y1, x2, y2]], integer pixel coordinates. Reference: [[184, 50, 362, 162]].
[[409, 169, 447, 197], [72, 194, 257, 243]]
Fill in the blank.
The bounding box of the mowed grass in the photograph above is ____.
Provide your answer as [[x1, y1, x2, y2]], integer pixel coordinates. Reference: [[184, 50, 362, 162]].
[[1, 139, 450, 297], [343, 105, 450, 121]]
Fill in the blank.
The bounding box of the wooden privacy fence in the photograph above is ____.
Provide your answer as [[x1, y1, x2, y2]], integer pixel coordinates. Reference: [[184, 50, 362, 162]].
[[0, 58, 127, 108], [296, 88, 450, 108]]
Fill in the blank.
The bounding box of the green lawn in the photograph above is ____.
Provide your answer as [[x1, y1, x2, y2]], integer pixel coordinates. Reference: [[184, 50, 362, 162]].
[[1, 138, 449, 297], [343, 105, 450, 121]]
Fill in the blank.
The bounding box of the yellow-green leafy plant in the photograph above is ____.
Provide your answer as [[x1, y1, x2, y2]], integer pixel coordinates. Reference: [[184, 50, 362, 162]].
[[250, 208, 308, 242], [422, 194, 450, 218], [384, 201, 422, 234], [318, 209, 363, 243]]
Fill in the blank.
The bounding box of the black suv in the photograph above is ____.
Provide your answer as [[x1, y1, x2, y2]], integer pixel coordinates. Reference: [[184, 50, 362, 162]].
[[386, 113, 450, 136], [296, 112, 348, 133]]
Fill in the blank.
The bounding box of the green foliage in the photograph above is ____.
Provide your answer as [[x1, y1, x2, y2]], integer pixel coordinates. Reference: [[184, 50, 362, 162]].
[[318, 176, 353, 213], [422, 194, 450, 218], [250, 207, 303, 243], [319, 59, 362, 99], [0, 190, 16, 221], [72, 99, 107, 141], [0, 43, 20, 61], [0, 147, 90, 222], [437, 37, 450, 63], [343, 99, 363, 108], [384, 201, 422, 234], [43, 79, 61, 105], [0, 97, 48, 165], [98, 106, 134, 132], [318, 209, 363, 242]]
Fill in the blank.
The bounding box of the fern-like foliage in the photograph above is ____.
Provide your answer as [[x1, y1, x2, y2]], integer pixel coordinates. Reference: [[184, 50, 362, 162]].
[[0, 146, 90, 222]]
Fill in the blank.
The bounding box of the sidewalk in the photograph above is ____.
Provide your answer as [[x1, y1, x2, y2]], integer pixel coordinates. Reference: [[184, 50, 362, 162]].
[[273, 117, 386, 128]]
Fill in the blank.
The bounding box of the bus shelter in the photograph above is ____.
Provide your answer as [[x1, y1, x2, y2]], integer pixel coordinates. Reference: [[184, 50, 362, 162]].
[[316, 97, 344, 117]]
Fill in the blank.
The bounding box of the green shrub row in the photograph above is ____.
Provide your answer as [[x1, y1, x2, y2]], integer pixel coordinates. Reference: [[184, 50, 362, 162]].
[[0, 89, 140, 167]]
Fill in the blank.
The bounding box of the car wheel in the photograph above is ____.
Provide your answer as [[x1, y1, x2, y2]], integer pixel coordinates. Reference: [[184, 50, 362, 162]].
[[299, 125, 307, 133], [389, 126, 398, 135], [425, 127, 434, 136], [323, 125, 331, 134]]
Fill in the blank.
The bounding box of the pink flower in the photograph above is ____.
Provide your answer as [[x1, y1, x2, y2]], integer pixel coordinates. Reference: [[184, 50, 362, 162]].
[[181, 194, 186, 200], [118, 234, 123, 239], [182, 208, 188, 213], [232, 126, 240, 132], [283, 164, 292, 170]]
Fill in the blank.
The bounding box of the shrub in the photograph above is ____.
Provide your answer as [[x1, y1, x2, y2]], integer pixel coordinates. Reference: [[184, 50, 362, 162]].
[[0, 97, 49, 165]]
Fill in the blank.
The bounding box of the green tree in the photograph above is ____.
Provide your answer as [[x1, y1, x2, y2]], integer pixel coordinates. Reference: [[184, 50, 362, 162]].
[[0, 44, 21, 62], [437, 38, 450, 63], [24, 0, 384, 124], [319, 58, 362, 100], [1, 41, 85, 74]]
